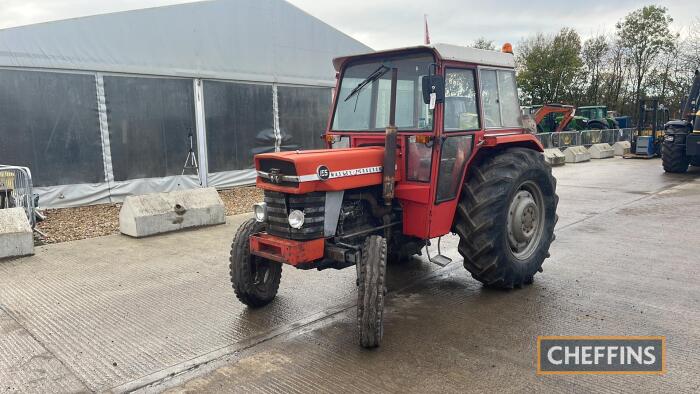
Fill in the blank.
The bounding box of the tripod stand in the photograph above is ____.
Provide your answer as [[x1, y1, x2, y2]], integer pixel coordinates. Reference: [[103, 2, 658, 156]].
[[182, 132, 199, 176]]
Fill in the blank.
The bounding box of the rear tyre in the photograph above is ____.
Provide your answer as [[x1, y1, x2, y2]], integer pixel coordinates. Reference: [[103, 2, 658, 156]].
[[662, 141, 689, 173], [357, 235, 387, 348], [454, 148, 558, 289], [229, 218, 282, 307]]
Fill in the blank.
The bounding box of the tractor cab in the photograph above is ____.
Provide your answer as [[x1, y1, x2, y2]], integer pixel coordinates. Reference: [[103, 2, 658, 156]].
[[323, 44, 528, 238], [230, 43, 557, 348], [576, 106, 607, 121]]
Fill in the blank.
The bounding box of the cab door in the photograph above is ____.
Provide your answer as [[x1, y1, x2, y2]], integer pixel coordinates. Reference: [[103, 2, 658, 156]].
[[427, 67, 479, 237]]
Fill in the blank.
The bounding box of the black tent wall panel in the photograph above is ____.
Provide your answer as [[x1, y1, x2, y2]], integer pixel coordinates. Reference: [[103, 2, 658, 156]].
[[277, 86, 331, 151], [0, 69, 104, 187], [104, 75, 196, 181], [203, 81, 274, 173]]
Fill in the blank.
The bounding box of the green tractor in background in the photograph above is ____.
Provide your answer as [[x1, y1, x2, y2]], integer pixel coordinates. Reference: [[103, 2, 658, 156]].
[[575, 105, 620, 129], [523, 104, 625, 134]]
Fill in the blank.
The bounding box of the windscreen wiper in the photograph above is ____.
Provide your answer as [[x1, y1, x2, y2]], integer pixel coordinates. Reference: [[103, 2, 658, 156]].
[[344, 65, 391, 102]]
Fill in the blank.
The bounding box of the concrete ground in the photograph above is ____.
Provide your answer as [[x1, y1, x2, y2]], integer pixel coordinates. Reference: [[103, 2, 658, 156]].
[[1, 158, 699, 393]]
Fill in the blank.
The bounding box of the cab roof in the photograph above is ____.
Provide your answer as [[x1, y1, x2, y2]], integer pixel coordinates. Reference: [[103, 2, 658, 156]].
[[333, 43, 516, 71]]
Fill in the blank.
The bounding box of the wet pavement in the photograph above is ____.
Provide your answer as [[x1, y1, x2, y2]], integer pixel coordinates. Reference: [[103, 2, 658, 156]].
[[1, 158, 700, 393]]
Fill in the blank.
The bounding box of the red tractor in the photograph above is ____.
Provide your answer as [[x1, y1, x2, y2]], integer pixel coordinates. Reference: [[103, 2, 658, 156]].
[[229, 43, 558, 348]]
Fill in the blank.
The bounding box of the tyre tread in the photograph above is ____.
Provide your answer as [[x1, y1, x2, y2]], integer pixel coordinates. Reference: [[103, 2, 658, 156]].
[[357, 235, 387, 348], [662, 142, 689, 173]]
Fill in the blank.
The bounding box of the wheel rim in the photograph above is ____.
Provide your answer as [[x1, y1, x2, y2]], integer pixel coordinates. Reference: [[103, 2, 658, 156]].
[[506, 180, 545, 261]]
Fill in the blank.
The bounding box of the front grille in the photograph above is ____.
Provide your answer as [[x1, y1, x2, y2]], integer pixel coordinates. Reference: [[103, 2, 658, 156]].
[[264, 190, 325, 240], [258, 159, 299, 187], [259, 159, 297, 175]]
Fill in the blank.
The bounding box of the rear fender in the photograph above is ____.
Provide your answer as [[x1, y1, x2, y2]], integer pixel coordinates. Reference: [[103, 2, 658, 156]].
[[469, 133, 544, 183], [479, 133, 543, 152]]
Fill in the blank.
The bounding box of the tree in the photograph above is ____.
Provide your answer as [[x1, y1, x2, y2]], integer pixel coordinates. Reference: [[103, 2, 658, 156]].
[[646, 37, 678, 112], [516, 28, 583, 105], [616, 6, 677, 118], [582, 35, 609, 104], [682, 18, 700, 70], [471, 37, 496, 51]]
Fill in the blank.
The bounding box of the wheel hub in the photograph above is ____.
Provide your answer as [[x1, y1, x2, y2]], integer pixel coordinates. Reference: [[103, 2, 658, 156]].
[[507, 185, 544, 260]]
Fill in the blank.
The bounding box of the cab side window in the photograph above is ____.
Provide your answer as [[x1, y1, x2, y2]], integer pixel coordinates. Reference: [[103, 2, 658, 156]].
[[498, 70, 521, 127], [444, 69, 480, 131], [480, 69, 522, 128]]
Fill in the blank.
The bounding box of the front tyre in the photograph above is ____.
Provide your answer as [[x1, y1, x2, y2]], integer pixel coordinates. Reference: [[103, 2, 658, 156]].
[[357, 235, 387, 348], [454, 148, 558, 289], [229, 218, 282, 307]]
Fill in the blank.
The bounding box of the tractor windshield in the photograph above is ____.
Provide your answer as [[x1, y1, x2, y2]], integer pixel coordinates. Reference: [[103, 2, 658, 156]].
[[331, 52, 435, 132], [577, 107, 606, 120]]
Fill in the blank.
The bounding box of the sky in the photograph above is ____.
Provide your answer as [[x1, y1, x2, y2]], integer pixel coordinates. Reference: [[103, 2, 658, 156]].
[[0, 0, 697, 49]]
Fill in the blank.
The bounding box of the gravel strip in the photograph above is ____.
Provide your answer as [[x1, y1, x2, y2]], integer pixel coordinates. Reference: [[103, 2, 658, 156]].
[[36, 204, 122, 245], [218, 186, 263, 217], [35, 187, 262, 245]]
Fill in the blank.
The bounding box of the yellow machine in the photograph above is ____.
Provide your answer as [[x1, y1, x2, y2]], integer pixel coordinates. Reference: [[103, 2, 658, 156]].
[[627, 99, 667, 158]]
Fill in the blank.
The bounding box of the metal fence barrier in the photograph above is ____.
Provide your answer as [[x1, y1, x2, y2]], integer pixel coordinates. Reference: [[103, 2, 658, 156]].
[[535, 128, 637, 151], [535, 131, 580, 149], [618, 128, 637, 143], [0, 165, 36, 228], [553, 131, 579, 149], [579, 130, 604, 147], [600, 129, 616, 145], [534, 133, 551, 148]]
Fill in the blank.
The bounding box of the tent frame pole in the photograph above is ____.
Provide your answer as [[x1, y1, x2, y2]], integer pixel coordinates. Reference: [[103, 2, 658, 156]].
[[193, 78, 209, 187]]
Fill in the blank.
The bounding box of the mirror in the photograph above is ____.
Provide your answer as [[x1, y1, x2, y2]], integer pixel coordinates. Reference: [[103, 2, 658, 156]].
[[422, 75, 445, 105]]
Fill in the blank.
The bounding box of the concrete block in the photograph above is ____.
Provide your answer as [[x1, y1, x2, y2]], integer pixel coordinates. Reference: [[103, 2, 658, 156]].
[[563, 146, 591, 163], [613, 141, 631, 156], [0, 208, 34, 258], [543, 148, 566, 166], [120, 187, 225, 238], [588, 143, 614, 159]]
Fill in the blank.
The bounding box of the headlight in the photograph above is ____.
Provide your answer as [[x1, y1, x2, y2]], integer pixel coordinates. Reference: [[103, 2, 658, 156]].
[[253, 202, 267, 222], [288, 209, 305, 229], [664, 135, 674, 142]]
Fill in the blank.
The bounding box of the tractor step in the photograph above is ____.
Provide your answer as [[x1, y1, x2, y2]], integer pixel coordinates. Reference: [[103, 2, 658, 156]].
[[425, 237, 452, 267], [429, 254, 452, 267]]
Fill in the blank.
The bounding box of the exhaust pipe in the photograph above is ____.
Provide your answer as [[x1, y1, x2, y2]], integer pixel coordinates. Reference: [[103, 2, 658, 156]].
[[382, 68, 398, 205]]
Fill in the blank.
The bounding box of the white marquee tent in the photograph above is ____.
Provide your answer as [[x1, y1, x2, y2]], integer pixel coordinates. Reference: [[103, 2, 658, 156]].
[[0, 0, 371, 207]]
